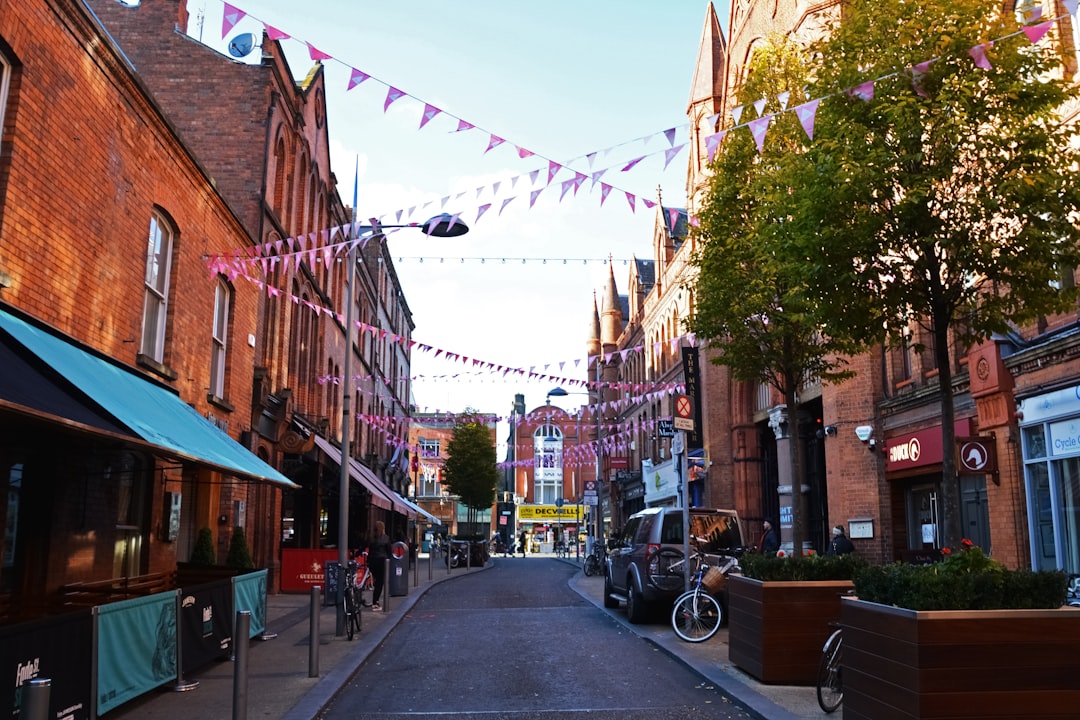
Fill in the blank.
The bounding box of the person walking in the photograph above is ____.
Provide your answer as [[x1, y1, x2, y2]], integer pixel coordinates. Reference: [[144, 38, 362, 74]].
[[519, 530, 528, 558], [759, 519, 780, 555], [366, 520, 391, 610], [827, 525, 855, 555]]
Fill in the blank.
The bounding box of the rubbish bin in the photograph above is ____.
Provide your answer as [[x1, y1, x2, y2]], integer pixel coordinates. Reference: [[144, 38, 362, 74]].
[[389, 541, 409, 596]]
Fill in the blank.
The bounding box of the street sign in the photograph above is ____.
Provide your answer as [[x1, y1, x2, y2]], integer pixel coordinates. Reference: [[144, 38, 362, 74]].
[[674, 395, 695, 430], [657, 419, 675, 438], [673, 416, 695, 431]]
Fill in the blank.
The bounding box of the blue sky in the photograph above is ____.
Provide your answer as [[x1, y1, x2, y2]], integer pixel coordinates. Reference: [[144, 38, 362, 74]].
[[186, 0, 728, 443]]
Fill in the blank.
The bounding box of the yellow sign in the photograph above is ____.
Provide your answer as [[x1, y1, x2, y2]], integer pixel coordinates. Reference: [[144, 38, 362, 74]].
[[518, 505, 582, 522]]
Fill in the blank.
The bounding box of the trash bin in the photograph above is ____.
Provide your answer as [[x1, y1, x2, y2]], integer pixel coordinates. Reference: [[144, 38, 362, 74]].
[[389, 541, 409, 596]]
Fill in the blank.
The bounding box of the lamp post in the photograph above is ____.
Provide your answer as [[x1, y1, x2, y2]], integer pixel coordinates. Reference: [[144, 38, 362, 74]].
[[337, 211, 467, 636], [546, 381, 602, 560]]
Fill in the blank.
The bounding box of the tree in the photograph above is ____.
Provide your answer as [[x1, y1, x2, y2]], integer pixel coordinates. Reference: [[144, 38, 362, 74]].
[[796, 0, 1080, 547], [442, 411, 498, 536], [226, 526, 255, 570], [691, 36, 862, 554], [190, 527, 216, 565]]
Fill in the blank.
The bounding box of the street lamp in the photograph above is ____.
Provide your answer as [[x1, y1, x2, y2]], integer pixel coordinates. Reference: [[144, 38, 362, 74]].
[[337, 211, 468, 635], [546, 383, 602, 560]]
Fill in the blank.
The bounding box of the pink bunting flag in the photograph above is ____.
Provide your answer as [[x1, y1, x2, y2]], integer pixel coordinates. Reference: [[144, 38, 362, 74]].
[[547, 161, 562, 185], [748, 115, 772, 153], [590, 169, 607, 187], [625, 192, 637, 213], [1023, 21, 1053, 45], [384, 87, 405, 112], [731, 106, 743, 125], [795, 99, 820, 140], [499, 197, 516, 215], [968, 42, 993, 70], [559, 178, 575, 201], [476, 204, 491, 223], [264, 24, 290, 41], [642, 199, 656, 210], [484, 135, 505, 154], [705, 131, 725, 162], [910, 60, 933, 98], [847, 80, 875, 102], [419, 103, 442, 129], [573, 172, 587, 195], [664, 128, 677, 146], [668, 208, 680, 231], [454, 119, 475, 132], [663, 144, 686, 170], [529, 169, 541, 185], [599, 183, 613, 206], [221, 3, 245, 38], [347, 68, 370, 91], [586, 151, 597, 168], [706, 112, 720, 128], [621, 156, 644, 172], [516, 146, 534, 159], [529, 189, 543, 208], [689, 215, 700, 228], [306, 42, 332, 62]]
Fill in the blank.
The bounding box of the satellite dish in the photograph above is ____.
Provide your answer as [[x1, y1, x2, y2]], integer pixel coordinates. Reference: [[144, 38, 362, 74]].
[[227, 33, 257, 58]]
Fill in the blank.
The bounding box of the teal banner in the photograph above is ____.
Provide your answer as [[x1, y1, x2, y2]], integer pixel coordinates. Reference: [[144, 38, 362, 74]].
[[232, 570, 267, 638], [96, 592, 178, 715]]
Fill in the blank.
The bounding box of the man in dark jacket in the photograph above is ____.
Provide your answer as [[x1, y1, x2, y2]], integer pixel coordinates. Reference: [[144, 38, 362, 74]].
[[827, 525, 855, 555], [759, 519, 780, 555]]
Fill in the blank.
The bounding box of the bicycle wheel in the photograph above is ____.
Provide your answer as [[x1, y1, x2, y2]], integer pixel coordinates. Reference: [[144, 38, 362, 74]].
[[583, 555, 597, 576], [816, 629, 843, 713], [343, 586, 359, 641], [671, 589, 723, 642]]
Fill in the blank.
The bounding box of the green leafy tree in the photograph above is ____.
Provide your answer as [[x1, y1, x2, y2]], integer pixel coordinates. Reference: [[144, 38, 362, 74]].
[[442, 411, 498, 535], [795, 0, 1080, 547], [691, 36, 861, 553]]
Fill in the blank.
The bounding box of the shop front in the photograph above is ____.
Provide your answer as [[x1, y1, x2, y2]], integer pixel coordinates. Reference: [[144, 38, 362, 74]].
[[517, 504, 583, 553]]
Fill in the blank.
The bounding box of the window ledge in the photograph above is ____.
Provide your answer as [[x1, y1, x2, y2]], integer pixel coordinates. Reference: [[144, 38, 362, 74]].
[[136, 353, 178, 381], [208, 394, 234, 413], [894, 378, 916, 390]]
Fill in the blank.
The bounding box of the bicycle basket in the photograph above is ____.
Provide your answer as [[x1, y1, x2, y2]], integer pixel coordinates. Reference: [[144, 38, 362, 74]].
[[701, 566, 727, 595]]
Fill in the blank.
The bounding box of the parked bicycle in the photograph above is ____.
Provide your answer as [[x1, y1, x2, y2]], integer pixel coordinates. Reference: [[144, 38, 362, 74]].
[[583, 542, 606, 576], [668, 552, 740, 642], [816, 623, 843, 713]]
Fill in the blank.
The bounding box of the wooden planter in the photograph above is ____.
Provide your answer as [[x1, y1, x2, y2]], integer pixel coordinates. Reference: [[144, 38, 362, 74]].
[[841, 597, 1080, 719], [727, 575, 853, 685]]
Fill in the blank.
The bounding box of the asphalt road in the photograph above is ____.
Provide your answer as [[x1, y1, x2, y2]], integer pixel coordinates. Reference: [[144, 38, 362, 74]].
[[317, 557, 756, 720]]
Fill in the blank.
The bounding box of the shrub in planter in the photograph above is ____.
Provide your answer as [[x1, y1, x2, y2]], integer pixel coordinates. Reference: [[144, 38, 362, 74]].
[[226, 526, 255, 571], [190, 527, 217, 566], [739, 551, 868, 582]]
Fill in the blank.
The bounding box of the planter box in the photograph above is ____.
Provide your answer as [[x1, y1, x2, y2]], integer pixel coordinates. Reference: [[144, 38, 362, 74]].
[[841, 597, 1080, 719], [727, 575, 853, 685]]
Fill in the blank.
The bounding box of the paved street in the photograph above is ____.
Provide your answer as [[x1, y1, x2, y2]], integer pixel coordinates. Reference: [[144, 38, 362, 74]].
[[317, 557, 756, 720]]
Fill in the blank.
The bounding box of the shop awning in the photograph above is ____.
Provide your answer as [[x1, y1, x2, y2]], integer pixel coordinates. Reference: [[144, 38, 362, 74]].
[[0, 308, 295, 488], [400, 495, 440, 525], [312, 435, 394, 512]]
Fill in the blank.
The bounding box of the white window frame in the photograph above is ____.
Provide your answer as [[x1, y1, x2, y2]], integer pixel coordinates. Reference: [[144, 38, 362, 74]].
[[210, 279, 230, 398], [140, 213, 173, 362], [0, 49, 10, 140]]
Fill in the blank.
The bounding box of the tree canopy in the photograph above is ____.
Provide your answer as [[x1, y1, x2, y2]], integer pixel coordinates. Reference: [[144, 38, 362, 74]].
[[442, 412, 498, 530]]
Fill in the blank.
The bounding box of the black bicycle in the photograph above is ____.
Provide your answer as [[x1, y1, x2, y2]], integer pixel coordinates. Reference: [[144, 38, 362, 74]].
[[583, 543, 605, 576], [816, 624, 843, 713], [341, 554, 372, 641]]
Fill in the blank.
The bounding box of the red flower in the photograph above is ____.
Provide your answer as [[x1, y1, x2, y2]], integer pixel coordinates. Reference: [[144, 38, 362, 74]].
[[942, 547, 952, 555], [961, 538, 974, 549]]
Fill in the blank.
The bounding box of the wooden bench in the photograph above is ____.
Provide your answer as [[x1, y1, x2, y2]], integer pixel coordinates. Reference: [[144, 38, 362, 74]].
[[59, 571, 176, 607]]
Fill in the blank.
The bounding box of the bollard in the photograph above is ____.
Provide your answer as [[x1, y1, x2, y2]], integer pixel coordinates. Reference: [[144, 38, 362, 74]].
[[309, 586, 320, 678], [22, 678, 50, 720], [428, 546, 433, 581], [383, 558, 391, 612], [171, 591, 199, 691], [233, 610, 251, 720], [466, 541, 471, 572]]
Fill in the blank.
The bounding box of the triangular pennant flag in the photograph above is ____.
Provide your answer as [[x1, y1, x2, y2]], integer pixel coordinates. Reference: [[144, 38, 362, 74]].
[[419, 103, 442, 129], [731, 106, 744, 125], [705, 131, 725, 162], [499, 197, 516, 215], [968, 42, 993, 70], [529, 169, 541, 185], [560, 178, 575, 201], [668, 207, 680, 231], [1065, 0, 1078, 16], [586, 151, 597, 168], [664, 128, 677, 146], [590, 169, 607, 187], [516, 146, 534, 159], [573, 172, 587, 195], [795, 99, 820, 140], [910, 60, 933, 98], [347, 68, 370, 91], [476, 204, 491, 223], [221, 3, 245, 38], [485, 134, 505, 154], [753, 97, 767, 116], [264, 24, 290, 41], [454, 119, 474, 132], [748, 115, 772, 153], [706, 112, 720, 127], [547, 161, 562, 185], [847, 80, 875, 101], [642, 199, 656, 210], [663, 144, 686, 170], [307, 42, 332, 62], [625, 192, 637, 212], [777, 91, 790, 111], [492, 181, 501, 196], [384, 86, 406, 112], [529, 189, 543, 208], [599, 183, 613, 206], [688, 215, 700, 228], [1023, 21, 1053, 45], [621, 156, 645, 172]]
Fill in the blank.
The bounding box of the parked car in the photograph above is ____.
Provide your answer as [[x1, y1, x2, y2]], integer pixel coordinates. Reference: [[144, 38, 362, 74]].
[[604, 506, 743, 623]]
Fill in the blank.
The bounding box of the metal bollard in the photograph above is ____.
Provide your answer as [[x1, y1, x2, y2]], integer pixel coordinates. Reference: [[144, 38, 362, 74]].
[[22, 678, 50, 720], [466, 541, 471, 572], [233, 610, 251, 720], [383, 558, 391, 612], [309, 586, 320, 678], [428, 547, 433, 581]]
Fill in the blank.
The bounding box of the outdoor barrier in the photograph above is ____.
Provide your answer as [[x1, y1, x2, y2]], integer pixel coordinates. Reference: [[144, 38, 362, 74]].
[[0, 610, 93, 720], [95, 591, 179, 715], [232, 570, 268, 638], [178, 580, 233, 673]]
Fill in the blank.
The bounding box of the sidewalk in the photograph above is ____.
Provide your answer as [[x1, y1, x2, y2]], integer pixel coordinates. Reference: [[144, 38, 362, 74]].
[[110, 554, 826, 719]]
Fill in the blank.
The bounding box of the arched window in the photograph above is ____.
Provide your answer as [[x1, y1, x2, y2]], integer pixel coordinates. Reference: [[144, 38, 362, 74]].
[[533, 423, 564, 504]]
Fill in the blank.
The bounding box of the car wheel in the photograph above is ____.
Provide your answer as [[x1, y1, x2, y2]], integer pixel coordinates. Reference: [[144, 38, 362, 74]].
[[626, 580, 648, 624], [603, 572, 619, 608]]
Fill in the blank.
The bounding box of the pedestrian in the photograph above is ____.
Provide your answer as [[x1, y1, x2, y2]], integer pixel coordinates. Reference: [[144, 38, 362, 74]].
[[519, 530, 528, 558], [827, 525, 855, 555], [366, 520, 391, 610], [759, 519, 780, 555]]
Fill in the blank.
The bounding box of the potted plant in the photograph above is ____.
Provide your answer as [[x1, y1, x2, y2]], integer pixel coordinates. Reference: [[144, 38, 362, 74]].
[[843, 539, 1076, 719], [728, 552, 868, 684]]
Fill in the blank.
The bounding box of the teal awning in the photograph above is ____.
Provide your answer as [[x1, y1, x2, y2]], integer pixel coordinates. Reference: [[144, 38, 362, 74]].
[[0, 308, 295, 488]]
